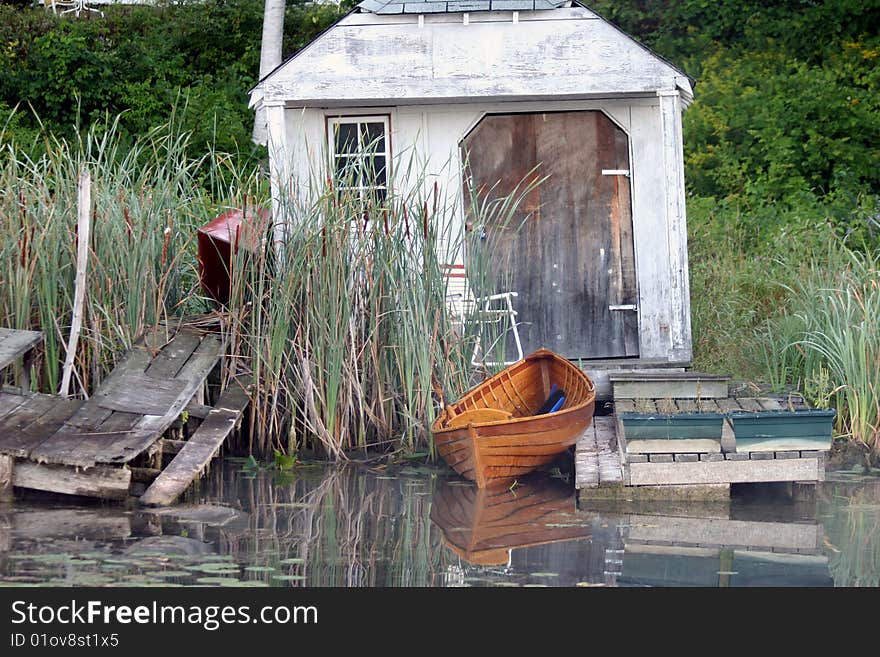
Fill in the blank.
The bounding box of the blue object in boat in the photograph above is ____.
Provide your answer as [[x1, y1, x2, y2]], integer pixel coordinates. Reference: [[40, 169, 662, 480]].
[[549, 395, 566, 413], [536, 386, 565, 415]]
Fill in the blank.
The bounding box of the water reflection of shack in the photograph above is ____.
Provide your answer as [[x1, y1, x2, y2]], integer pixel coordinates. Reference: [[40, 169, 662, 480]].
[[430, 477, 591, 567], [580, 499, 833, 587]]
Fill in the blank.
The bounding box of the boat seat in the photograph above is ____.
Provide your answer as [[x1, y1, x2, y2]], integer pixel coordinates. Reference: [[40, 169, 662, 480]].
[[443, 407, 513, 429]]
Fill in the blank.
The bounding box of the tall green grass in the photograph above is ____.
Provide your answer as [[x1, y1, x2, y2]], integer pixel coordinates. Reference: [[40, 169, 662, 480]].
[[222, 150, 537, 457], [780, 246, 880, 459], [0, 114, 534, 458], [689, 199, 879, 460], [0, 116, 206, 395]]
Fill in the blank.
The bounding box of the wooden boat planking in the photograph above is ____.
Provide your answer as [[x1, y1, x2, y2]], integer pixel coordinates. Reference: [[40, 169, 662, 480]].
[[432, 348, 596, 488], [430, 476, 591, 566]]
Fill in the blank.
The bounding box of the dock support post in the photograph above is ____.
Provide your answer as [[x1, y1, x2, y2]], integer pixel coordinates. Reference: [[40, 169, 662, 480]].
[[0, 455, 14, 503], [792, 482, 817, 503]]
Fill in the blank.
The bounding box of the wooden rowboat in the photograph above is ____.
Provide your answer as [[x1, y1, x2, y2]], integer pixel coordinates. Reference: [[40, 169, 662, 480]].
[[431, 348, 595, 488], [430, 476, 591, 566]]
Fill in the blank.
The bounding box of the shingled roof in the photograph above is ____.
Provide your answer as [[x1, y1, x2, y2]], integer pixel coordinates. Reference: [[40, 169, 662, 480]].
[[357, 0, 570, 14]]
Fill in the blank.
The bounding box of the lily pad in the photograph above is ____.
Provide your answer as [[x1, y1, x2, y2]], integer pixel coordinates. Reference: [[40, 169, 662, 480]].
[[145, 570, 192, 579], [196, 576, 240, 585], [235, 581, 269, 587]]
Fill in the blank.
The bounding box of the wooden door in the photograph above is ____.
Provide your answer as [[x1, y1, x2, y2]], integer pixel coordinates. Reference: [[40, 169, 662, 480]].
[[461, 111, 638, 359]]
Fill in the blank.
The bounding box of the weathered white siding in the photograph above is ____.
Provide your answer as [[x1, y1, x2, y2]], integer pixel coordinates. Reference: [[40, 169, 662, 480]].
[[271, 97, 690, 361], [253, 8, 692, 107], [254, 6, 694, 364]]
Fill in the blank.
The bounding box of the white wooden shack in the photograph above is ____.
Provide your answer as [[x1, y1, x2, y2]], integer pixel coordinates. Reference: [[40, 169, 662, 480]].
[[249, 1, 696, 394]]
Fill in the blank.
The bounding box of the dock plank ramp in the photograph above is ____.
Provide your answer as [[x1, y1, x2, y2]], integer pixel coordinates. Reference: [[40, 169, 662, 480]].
[[28, 329, 223, 468], [140, 376, 251, 507], [0, 328, 42, 372], [0, 322, 242, 501], [575, 416, 621, 490]]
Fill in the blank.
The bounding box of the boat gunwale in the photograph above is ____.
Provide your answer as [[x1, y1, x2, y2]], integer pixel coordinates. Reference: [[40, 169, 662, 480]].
[[431, 349, 596, 434]]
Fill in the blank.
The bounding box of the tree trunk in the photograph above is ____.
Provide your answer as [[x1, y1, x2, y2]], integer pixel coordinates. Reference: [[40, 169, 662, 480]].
[[252, 0, 285, 145]]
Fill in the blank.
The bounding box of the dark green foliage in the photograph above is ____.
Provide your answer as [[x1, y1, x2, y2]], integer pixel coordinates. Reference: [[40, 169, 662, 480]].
[[588, 0, 880, 380], [589, 0, 880, 212], [0, 0, 352, 159]]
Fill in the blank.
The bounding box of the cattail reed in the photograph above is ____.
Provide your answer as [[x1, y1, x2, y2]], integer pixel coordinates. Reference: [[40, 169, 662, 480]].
[[1, 111, 539, 459]]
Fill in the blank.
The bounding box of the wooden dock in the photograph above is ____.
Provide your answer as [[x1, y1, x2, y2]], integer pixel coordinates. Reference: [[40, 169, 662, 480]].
[[0, 324, 250, 503], [576, 372, 830, 501], [0, 327, 42, 393]]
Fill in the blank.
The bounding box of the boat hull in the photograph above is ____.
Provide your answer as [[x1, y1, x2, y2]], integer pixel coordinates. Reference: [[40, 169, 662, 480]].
[[430, 476, 590, 565], [432, 349, 595, 488]]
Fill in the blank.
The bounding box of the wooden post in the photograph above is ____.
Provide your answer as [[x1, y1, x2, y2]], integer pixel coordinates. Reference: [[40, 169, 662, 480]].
[[21, 346, 34, 393], [60, 168, 91, 397], [0, 455, 14, 503], [658, 88, 692, 362]]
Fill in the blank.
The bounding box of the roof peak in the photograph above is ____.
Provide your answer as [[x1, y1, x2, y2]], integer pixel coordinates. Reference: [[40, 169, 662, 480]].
[[357, 0, 571, 14]]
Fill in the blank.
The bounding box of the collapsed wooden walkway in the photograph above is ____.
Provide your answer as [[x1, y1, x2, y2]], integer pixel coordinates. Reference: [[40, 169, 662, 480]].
[[0, 324, 250, 504]]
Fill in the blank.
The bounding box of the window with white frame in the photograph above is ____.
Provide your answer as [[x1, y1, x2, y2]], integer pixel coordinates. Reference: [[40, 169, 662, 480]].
[[327, 116, 390, 202]]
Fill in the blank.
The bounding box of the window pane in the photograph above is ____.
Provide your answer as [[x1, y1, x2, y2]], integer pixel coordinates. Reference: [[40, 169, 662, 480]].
[[334, 123, 359, 155], [367, 186, 387, 205], [334, 155, 350, 180], [361, 122, 386, 153], [371, 155, 387, 188]]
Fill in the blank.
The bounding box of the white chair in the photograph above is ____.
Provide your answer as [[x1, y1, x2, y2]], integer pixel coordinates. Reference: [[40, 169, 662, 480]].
[[443, 263, 523, 367], [49, 0, 104, 17]]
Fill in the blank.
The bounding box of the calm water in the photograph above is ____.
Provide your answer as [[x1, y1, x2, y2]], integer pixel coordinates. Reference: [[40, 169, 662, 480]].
[[1, 461, 878, 587]]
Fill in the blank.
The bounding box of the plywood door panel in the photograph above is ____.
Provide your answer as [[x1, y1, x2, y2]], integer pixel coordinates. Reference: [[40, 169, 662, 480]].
[[462, 110, 638, 359]]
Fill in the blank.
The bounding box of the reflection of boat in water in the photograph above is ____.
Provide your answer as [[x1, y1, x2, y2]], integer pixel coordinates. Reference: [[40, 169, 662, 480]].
[[429, 476, 590, 566], [431, 349, 596, 488]]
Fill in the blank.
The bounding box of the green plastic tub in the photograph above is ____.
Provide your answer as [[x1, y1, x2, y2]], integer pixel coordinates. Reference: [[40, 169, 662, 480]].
[[730, 409, 836, 452], [618, 412, 725, 440]]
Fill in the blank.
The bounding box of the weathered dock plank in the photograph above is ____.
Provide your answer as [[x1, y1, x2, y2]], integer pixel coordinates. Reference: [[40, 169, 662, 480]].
[[0, 395, 59, 457], [626, 439, 721, 454], [144, 330, 202, 380], [99, 334, 224, 464], [737, 397, 764, 412], [715, 397, 742, 413], [29, 330, 223, 468], [0, 391, 29, 419], [574, 422, 598, 489], [595, 416, 622, 485], [628, 455, 823, 486], [608, 372, 730, 399], [0, 454, 12, 502], [0, 396, 81, 458], [720, 417, 736, 453], [0, 328, 43, 371], [98, 374, 189, 415], [140, 376, 251, 506], [13, 461, 130, 500]]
